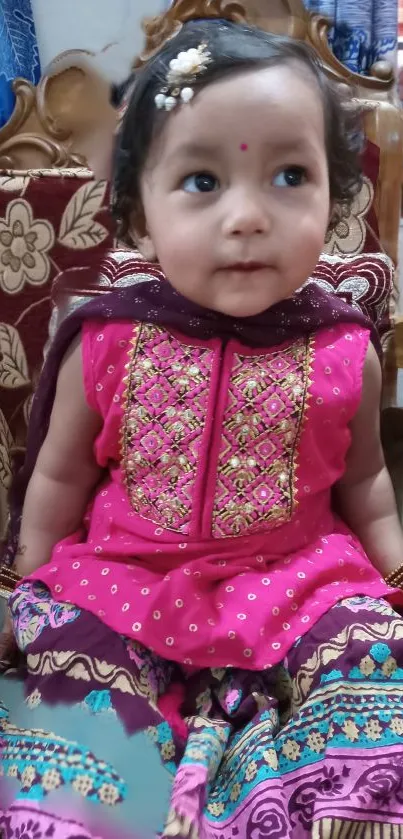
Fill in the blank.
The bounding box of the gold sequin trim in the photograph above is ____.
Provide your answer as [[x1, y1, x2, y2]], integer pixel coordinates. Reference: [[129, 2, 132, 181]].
[[121, 323, 214, 533], [211, 337, 314, 537]]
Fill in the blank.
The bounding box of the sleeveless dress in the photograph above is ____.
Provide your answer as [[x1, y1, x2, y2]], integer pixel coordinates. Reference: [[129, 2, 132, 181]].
[[27, 319, 396, 671]]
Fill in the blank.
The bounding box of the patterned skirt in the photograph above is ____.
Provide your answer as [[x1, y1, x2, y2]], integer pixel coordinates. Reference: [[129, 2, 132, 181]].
[[2, 582, 403, 838]]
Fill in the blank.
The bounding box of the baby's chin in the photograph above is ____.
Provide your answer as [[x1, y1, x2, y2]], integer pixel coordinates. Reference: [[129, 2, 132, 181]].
[[167, 282, 286, 318], [207, 295, 284, 319]]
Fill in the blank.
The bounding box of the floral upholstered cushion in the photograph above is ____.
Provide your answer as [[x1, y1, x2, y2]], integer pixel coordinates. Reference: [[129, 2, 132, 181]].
[[0, 169, 114, 545], [322, 140, 380, 258], [310, 252, 395, 347]]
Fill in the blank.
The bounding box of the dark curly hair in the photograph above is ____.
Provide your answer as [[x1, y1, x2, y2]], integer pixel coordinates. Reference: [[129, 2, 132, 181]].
[[112, 19, 364, 244]]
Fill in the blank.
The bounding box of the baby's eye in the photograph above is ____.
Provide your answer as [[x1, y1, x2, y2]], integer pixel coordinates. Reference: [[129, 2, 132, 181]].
[[182, 173, 219, 193], [272, 167, 307, 188]]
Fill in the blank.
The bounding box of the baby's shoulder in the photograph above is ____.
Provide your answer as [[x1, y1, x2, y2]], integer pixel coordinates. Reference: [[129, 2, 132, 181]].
[[312, 322, 370, 359], [82, 319, 139, 365], [81, 320, 140, 398], [83, 318, 136, 345], [81, 320, 140, 415], [311, 322, 371, 403]]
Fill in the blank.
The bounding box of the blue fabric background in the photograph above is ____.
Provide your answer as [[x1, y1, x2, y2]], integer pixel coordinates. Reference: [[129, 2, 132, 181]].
[[304, 0, 398, 73], [0, 0, 41, 128]]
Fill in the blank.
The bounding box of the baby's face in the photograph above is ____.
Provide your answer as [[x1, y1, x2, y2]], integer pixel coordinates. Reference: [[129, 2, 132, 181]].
[[136, 63, 331, 317]]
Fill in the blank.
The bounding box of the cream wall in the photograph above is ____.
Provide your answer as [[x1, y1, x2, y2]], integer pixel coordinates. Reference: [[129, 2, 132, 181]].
[[31, 0, 164, 68]]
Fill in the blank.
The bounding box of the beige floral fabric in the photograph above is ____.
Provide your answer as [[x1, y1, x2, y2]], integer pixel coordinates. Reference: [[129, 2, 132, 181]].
[[0, 169, 114, 550], [323, 177, 374, 257], [0, 199, 54, 294]]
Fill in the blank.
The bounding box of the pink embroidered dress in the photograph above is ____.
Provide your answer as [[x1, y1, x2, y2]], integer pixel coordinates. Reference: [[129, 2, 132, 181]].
[[29, 319, 396, 670]]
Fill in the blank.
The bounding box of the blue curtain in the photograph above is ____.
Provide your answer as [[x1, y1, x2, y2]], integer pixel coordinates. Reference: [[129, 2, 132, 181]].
[[304, 0, 398, 74], [0, 0, 41, 128]]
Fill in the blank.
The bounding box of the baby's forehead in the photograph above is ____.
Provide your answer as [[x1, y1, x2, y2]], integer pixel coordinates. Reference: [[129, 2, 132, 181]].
[[188, 63, 323, 120], [158, 64, 326, 151]]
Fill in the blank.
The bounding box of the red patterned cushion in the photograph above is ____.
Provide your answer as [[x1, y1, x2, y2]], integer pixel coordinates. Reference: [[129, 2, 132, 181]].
[[310, 252, 395, 343], [323, 141, 380, 258], [0, 169, 114, 538]]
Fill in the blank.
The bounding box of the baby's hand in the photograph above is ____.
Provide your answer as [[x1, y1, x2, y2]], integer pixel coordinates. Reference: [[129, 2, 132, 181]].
[[0, 607, 18, 671]]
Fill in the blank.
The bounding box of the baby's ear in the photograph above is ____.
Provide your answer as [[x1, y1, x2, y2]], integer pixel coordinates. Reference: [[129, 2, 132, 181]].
[[129, 210, 158, 262]]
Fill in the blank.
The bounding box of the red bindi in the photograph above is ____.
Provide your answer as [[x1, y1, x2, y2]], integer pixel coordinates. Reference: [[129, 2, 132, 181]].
[[240, 143, 248, 151]]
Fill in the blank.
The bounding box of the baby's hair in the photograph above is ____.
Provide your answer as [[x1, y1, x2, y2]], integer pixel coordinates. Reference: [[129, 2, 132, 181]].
[[112, 19, 364, 244]]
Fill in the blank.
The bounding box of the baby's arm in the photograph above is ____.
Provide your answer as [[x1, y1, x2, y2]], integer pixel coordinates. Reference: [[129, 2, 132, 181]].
[[336, 341, 403, 578], [15, 335, 103, 577]]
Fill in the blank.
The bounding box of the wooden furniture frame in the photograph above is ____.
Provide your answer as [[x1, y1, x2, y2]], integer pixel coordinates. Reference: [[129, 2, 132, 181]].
[[0, 48, 115, 171]]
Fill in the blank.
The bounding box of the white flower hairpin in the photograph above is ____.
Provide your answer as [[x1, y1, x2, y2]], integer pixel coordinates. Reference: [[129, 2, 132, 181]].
[[154, 43, 212, 112]]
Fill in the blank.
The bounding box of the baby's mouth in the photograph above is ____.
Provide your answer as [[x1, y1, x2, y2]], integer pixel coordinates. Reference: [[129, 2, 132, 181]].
[[224, 262, 267, 273]]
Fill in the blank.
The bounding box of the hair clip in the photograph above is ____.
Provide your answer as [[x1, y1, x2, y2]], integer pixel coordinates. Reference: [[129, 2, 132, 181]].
[[154, 43, 211, 112]]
